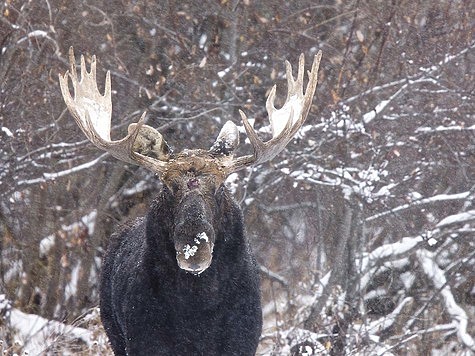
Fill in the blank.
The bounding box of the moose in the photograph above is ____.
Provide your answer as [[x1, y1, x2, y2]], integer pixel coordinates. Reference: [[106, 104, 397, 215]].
[[59, 47, 321, 355]]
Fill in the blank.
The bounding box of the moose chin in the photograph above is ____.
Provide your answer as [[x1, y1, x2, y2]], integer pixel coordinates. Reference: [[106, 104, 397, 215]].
[[59, 47, 321, 356]]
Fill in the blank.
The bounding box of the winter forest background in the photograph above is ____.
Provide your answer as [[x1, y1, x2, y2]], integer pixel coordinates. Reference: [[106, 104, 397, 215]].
[[1, 0, 474, 355]]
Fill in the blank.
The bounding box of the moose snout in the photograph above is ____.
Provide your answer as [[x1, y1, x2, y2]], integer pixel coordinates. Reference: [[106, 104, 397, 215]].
[[176, 255, 213, 275], [175, 237, 214, 274], [174, 220, 215, 274]]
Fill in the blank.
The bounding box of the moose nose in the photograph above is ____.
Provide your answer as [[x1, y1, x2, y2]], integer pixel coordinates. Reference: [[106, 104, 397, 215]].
[[177, 258, 212, 275]]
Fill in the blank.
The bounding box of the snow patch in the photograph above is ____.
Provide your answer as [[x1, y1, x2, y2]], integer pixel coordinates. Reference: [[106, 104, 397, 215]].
[[182, 232, 209, 259], [183, 244, 198, 259], [199, 34, 207, 48], [1, 126, 13, 137], [0, 294, 93, 353], [218, 67, 231, 78], [195, 231, 209, 243]]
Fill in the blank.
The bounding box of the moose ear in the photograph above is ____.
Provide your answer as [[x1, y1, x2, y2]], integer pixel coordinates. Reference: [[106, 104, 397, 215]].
[[209, 120, 240, 156]]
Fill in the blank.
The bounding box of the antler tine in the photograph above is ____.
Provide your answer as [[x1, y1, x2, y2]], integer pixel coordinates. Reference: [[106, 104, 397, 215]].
[[59, 47, 170, 174], [225, 51, 322, 173]]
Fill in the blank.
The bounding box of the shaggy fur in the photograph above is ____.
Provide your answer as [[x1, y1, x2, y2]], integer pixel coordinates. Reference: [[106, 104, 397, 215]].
[[100, 185, 262, 355]]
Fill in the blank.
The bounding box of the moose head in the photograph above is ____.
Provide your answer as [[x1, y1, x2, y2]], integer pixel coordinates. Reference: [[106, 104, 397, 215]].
[[59, 47, 321, 274]]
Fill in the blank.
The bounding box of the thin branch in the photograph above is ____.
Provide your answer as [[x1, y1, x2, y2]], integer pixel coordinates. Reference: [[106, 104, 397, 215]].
[[259, 265, 289, 287]]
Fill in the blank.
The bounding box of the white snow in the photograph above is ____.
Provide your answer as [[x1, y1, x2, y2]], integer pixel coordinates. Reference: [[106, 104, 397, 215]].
[[39, 234, 56, 257], [182, 233, 208, 259], [1, 126, 13, 137], [362, 99, 390, 123], [400, 271, 416, 290], [121, 180, 150, 197], [363, 236, 422, 268], [361, 80, 409, 124], [281, 328, 327, 354], [199, 33, 207, 49], [183, 244, 198, 259], [215, 120, 239, 151], [224, 172, 239, 194], [436, 210, 475, 228], [416, 124, 475, 134], [196, 231, 208, 243], [360, 253, 412, 290], [3, 260, 23, 284], [366, 297, 414, 334], [218, 68, 230, 78], [0, 295, 93, 354], [16, 30, 50, 44]]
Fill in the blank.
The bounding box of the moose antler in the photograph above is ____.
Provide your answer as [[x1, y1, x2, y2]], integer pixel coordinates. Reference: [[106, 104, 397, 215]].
[[59, 47, 321, 177], [223, 51, 322, 173], [59, 47, 170, 173]]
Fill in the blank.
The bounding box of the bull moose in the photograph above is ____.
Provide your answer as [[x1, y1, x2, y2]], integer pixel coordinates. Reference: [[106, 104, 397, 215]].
[[59, 47, 321, 355]]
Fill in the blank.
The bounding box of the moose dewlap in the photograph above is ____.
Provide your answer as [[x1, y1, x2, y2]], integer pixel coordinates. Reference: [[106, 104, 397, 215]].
[[59, 47, 321, 355]]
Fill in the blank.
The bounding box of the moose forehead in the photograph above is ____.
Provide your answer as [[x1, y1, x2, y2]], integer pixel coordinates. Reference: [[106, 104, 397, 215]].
[[160, 149, 229, 186]]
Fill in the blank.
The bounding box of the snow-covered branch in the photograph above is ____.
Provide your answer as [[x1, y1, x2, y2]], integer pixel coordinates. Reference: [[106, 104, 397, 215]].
[[361, 83, 408, 124], [15, 153, 109, 188], [416, 124, 475, 134], [417, 249, 475, 351], [436, 210, 475, 229], [358, 234, 423, 291], [356, 296, 414, 336], [365, 191, 472, 222], [259, 265, 289, 287]]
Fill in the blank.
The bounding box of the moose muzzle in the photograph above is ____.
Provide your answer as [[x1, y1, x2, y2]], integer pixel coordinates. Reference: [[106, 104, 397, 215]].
[[173, 192, 216, 274]]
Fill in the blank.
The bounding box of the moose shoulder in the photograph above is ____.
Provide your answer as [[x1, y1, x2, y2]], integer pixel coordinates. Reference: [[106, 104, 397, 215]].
[[59, 47, 321, 355]]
